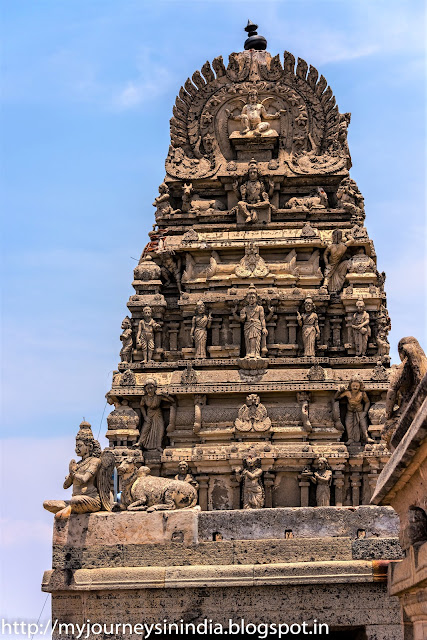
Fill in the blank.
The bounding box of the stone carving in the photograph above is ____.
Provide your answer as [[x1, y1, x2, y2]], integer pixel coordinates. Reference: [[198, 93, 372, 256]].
[[384, 337, 427, 445], [348, 248, 375, 274], [235, 394, 271, 432], [182, 228, 200, 244], [237, 454, 265, 509], [322, 229, 353, 294], [297, 297, 320, 356], [232, 159, 275, 223], [191, 300, 212, 358], [233, 285, 268, 358], [336, 177, 364, 220], [335, 378, 374, 446], [153, 182, 179, 218], [174, 461, 199, 490], [302, 457, 332, 506], [371, 361, 389, 382], [116, 460, 197, 512], [119, 316, 133, 363], [226, 88, 284, 137], [181, 182, 226, 214], [297, 391, 312, 432], [43, 422, 115, 520], [181, 362, 198, 385], [157, 250, 182, 293], [137, 306, 161, 363], [350, 299, 371, 356], [138, 379, 176, 452], [134, 254, 162, 282], [308, 364, 325, 381], [235, 243, 269, 278], [121, 369, 136, 386], [300, 222, 318, 237], [338, 113, 352, 169], [376, 327, 390, 362], [285, 187, 328, 212]]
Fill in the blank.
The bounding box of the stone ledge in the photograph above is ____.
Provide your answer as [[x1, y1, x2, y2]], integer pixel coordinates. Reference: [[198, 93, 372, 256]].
[[42, 560, 378, 592], [352, 538, 404, 560]]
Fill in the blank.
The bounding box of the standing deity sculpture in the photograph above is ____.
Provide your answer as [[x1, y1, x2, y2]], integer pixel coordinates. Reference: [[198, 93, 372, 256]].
[[174, 461, 199, 491], [322, 229, 354, 294], [226, 88, 284, 137], [137, 306, 161, 363], [157, 250, 182, 293], [351, 299, 371, 356], [234, 394, 271, 432], [190, 300, 212, 359], [43, 421, 114, 520], [232, 159, 275, 223], [297, 297, 320, 357], [233, 284, 268, 358], [335, 378, 374, 446], [236, 454, 265, 509], [138, 379, 176, 452], [302, 457, 332, 507], [120, 316, 133, 363]]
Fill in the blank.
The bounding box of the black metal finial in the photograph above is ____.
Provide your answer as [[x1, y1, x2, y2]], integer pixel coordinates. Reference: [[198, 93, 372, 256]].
[[244, 20, 267, 51]]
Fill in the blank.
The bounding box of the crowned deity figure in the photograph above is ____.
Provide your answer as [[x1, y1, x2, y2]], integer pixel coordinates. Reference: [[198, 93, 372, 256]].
[[322, 229, 354, 294], [297, 297, 320, 357], [138, 378, 176, 452], [233, 285, 268, 358], [137, 306, 161, 363], [227, 88, 284, 137], [236, 454, 265, 510], [119, 316, 133, 363], [43, 422, 114, 520], [351, 299, 371, 356], [335, 378, 374, 446], [190, 300, 212, 359], [174, 461, 199, 491], [302, 457, 332, 507], [232, 159, 275, 223]]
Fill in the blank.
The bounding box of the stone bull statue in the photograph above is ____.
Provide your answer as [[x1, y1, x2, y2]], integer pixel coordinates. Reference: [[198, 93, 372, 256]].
[[115, 459, 198, 512]]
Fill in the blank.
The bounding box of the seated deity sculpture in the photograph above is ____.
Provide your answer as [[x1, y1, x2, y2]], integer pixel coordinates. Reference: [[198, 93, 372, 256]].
[[226, 89, 284, 137], [232, 159, 275, 223], [43, 421, 114, 520], [153, 182, 179, 218]]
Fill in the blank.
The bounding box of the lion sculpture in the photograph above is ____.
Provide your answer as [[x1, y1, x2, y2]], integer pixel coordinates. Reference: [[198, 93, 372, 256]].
[[115, 458, 198, 512]]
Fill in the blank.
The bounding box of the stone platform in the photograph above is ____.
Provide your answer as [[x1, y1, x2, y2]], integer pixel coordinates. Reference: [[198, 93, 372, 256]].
[[43, 507, 404, 640]]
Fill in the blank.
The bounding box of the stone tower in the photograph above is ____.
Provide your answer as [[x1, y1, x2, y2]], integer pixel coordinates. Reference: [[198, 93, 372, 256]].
[[107, 27, 392, 509], [43, 25, 405, 640]]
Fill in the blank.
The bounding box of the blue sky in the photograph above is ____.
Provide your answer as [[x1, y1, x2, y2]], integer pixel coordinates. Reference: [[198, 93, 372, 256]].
[[0, 0, 426, 631]]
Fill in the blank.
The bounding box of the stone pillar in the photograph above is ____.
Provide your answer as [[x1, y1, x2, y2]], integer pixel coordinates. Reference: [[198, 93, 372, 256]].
[[266, 320, 276, 346], [330, 316, 342, 348], [367, 471, 379, 503], [198, 475, 210, 511], [333, 470, 345, 507], [298, 473, 311, 507], [168, 322, 179, 352], [264, 471, 275, 508], [230, 320, 241, 348], [286, 314, 298, 344], [229, 473, 241, 510], [350, 472, 362, 506], [318, 312, 327, 348], [344, 312, 354, 351], [194, 394, 206, 434], [183, 318, 193, 348], [211, 318, 221, 346]]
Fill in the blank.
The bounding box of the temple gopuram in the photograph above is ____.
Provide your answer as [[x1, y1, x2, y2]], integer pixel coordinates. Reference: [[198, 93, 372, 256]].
[[43, 23, 415, 640]]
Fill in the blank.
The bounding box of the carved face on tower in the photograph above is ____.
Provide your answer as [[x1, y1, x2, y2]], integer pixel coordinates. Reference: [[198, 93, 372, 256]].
[[143, 306, 152, 321], [121, 317, 131, 330], [247, 394, 260, 407], [178, 461, 189, 474], [195, 301, 206, 315], [304, 298, 314, 313], [75, 438, 90, 458], [248, 90, 258, 105], [248, 161, 259, 181], [332, 229, 343, 244], [144, 379, 157, 396], [316, 457, 328, 471], [349, 379, 362, 393], [356, 300, 365, 313]]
